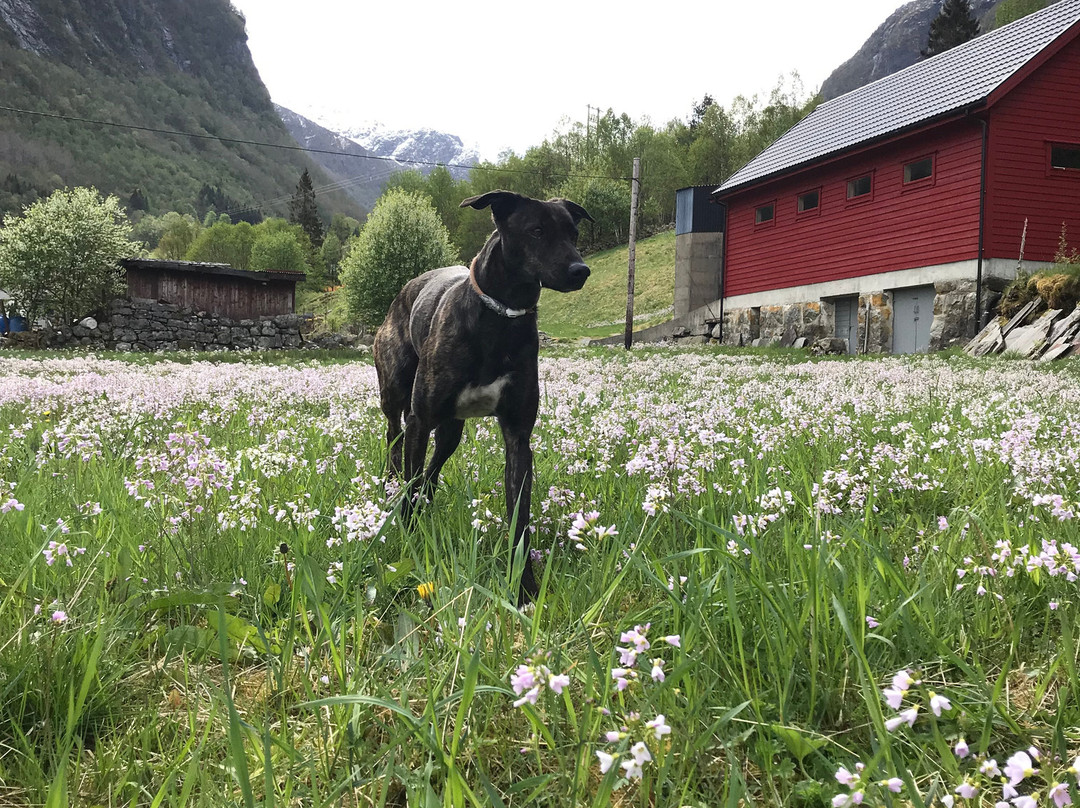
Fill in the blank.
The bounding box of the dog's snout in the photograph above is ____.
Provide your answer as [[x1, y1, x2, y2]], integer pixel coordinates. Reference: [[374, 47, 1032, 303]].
[[568, 262, 590, 283]]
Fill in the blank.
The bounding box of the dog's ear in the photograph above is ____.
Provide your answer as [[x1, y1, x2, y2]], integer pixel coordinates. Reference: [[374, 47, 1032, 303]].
[[560, 199, 594, 224], [460, 191, 523, 223]]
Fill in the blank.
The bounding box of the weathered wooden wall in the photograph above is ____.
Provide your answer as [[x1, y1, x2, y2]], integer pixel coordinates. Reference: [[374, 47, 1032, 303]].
[[125, 264, 298, 320]]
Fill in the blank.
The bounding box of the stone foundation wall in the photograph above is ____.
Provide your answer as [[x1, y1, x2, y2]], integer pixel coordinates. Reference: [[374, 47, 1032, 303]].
[[710, 279, 992, 353], [46, 298, 305, 351], [720, 300, 834, 348]]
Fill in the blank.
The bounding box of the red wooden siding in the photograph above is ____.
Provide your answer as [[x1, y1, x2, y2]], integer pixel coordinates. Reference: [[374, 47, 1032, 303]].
[[723, 118, 985, 299], [985, 35, 1080, 262]]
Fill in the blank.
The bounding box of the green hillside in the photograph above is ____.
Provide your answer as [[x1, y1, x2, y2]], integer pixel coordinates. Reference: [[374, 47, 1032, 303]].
[[0, 0, 363, 221], [538, 229, 676, 340], [296, 229, 678, 341]]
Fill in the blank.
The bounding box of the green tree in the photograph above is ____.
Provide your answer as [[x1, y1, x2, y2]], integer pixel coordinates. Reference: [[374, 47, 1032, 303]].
[[556, 176, 630, 251], [185, 219, 255, 269], [320, 231, 343, 283], [155, 213, 201, 260], [250, 230, 307, 273], [340, 189, 458, 325], [925, 0, 981, 58], [0, 187, 132, 324], [994, 0, 1048, 28], [288, 168, 324, 248], [329, 213, 361, 244]]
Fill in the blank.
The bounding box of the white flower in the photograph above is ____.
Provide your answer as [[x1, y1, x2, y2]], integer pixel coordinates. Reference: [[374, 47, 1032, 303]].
[[548, 674, 570, 695], [930, 691, 952, 716], [629, 741, 652, 765], [596, 751, 617, 774], [1004, 751, 1036, 786], [835, 766, 858, 786], [955, 737, 970, 758], [645, 714, 671, 740]]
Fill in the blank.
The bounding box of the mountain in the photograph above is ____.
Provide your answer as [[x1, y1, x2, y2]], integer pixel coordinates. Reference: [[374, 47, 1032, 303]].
[[275, 105, 389, 212], [274, 108, 481, 209], [342, 122, 480, 179], [821, 0, 1028, 100], [0, 0, 363, 221]]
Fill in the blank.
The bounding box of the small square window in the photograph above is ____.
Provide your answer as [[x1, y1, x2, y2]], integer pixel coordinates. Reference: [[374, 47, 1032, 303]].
[[797, 190, 820, 213], [904, 157, 934, 183], [755, 203, 775, 224], [1051, 144, 1080, 170], [847, 175, 872, 198]]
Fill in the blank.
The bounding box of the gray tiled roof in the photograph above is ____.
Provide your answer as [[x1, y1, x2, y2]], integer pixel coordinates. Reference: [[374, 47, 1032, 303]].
[[717, 0, 1080, 194]]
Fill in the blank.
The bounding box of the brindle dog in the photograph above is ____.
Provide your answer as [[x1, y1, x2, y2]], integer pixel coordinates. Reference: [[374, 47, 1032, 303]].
[[373, 191, 593, 603]]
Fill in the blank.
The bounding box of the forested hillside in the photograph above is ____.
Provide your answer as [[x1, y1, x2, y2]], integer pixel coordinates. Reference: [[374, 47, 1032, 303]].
[[0, 0, 363, 221]]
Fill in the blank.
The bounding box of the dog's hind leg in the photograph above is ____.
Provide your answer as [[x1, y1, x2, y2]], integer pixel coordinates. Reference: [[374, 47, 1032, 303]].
[[375, 352, 417, 479], [421, 419, 465, 500], [401, 412, 433, 517], [383, 404, 405, 478]]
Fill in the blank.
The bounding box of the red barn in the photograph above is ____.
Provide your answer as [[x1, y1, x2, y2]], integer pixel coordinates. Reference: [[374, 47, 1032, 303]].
[[703, 0, 1080, 353]]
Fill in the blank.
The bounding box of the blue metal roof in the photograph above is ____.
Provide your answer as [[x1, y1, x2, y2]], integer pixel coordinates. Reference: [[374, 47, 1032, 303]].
[[716, 0, 1080, 195]]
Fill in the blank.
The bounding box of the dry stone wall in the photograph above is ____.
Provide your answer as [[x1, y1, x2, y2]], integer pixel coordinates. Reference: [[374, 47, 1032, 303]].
[[42, 298, 306, 351]]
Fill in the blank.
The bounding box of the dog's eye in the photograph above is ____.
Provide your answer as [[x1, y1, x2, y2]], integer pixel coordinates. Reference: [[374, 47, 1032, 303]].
[[530, 227, 544, 238]]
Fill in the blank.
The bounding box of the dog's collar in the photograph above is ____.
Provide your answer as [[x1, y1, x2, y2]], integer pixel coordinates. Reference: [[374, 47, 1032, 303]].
[[469, 262, 536, 318]]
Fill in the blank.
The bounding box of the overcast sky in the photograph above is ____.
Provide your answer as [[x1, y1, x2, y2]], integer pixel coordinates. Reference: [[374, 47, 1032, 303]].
[[230, 0, 906, 160]]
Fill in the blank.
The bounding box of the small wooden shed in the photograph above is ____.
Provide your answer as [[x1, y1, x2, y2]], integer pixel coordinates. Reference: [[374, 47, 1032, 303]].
[[121, 259, 305, 320]]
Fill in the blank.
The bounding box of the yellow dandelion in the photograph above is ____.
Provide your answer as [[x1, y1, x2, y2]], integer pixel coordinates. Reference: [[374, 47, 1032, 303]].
[[417, 581, 435, 599]]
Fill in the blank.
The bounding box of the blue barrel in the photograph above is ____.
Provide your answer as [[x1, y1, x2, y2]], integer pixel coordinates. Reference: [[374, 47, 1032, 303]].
[[0, 316, 7, 334], [8, 316, 26, 333]]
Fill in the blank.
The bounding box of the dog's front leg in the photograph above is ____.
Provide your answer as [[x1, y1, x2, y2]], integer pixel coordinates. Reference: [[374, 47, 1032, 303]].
[[500, 424, 537, 603]]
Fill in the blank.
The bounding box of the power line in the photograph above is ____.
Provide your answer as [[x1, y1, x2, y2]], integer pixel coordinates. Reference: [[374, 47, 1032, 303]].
[[0, 104, 630, 183]]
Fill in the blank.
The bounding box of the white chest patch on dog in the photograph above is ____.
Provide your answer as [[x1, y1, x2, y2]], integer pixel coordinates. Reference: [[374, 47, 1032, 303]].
[[455, 375, 511, 419]]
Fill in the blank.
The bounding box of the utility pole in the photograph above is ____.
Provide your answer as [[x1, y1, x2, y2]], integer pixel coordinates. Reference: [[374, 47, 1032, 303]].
[[624, 157, 641, 350], [586, 105, 593, 162]]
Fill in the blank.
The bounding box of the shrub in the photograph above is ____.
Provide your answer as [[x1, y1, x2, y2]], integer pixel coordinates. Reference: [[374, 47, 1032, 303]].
[[340, 189, 458, 325], [185, 220, 255, 269], [0, 187, 133, 324], [250, 230, 307, 273]]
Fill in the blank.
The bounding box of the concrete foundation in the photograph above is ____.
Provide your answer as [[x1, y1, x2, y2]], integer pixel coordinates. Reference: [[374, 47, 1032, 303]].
[[674, 232, 723, 319]]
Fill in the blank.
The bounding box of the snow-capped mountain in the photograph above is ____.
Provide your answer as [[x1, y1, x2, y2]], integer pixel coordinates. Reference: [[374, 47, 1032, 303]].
[[276, 106, 483, 212], [343, 123, 481, 176]]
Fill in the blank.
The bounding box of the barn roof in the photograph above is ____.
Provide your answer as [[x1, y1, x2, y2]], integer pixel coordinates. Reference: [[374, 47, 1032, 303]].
[[122, 258, 306, 283], [716, 0, 1080, 196]]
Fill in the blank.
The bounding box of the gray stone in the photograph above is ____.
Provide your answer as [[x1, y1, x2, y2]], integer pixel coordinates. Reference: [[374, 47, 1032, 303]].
[[1048, 307, 1080, 345], [115, 342, 133, 351], [1001, 299, 1042, 337], [78, 316, 98, 330], [1040, 342, 1073, 362], [780, 323, 797, 347], [812, 337, 848, 355]]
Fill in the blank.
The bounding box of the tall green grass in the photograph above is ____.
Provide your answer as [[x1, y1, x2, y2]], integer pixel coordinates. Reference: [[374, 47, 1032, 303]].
[[0, 349, 1077, 806]]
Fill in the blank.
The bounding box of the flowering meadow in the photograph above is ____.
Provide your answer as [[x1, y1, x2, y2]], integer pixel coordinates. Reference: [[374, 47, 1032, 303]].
[[1, 347, 1080, 807]]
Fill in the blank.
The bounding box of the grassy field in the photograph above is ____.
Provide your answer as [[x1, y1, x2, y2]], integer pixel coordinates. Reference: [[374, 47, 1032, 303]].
[[537, 230, 676, 340], [1, 347, 1079, 807], [298, 230, 676, 342]]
